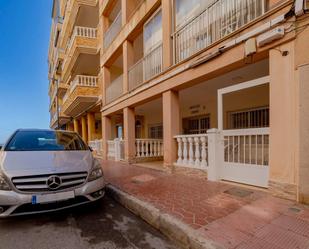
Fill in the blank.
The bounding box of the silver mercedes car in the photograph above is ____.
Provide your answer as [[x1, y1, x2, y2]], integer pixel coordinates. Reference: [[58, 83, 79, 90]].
[[0, 129, 105, 217]]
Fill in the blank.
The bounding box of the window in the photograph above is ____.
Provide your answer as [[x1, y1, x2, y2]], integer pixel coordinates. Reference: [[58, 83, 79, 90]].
[[183, 115, 210, 134], [5, 130, 88, 151], [148, 124, 163, 139], [174, 0, 214, 28], [144, 10, 162, 55], [228, 107, 269, 129], [135, 120, 142, 139], [116, 125, 123, 139]]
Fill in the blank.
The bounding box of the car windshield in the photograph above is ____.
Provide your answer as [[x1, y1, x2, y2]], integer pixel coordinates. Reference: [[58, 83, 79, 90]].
[[5, 130, 89, 151]]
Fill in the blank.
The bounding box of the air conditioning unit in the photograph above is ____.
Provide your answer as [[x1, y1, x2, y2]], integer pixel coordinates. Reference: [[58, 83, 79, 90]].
[[257, 26, 285, 47]]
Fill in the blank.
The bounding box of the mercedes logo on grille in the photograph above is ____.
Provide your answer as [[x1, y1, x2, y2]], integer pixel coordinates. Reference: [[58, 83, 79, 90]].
[[47, 175, 62, 190]]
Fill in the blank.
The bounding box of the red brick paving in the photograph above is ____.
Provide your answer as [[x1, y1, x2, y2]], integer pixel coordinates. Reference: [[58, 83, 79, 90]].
[[102, 160, 309, 249]]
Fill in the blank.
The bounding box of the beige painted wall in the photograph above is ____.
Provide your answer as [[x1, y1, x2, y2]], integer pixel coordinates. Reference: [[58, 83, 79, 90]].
[[269, 41, 298, 190]]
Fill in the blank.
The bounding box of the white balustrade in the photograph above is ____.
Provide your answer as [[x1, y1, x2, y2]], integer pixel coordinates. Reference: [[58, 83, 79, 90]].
[[66, 26, 97, 52], [173, 0, 265, 63], [104, 11, 122, 49], [107, 138, 125, 161], [89, 139, 103, 156], [128, 43, 163, 91], [70, 75, 98, 93], [106, 75, 123, 104], [107, 140, 116, 159], [62, 75, 98, 104], [135, 139, 163, 158], [174, 134, 208, 169]]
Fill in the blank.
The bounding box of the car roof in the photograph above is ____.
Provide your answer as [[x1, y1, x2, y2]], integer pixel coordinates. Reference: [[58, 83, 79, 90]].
[[16, 129, 76, 134]]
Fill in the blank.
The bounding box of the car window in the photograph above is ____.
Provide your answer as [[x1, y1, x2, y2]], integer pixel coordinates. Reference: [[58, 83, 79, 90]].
[[5, 131, 88, 151]]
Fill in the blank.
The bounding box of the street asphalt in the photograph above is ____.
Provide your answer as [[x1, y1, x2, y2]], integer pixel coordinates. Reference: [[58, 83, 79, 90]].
[[0, 196, 179, 249]]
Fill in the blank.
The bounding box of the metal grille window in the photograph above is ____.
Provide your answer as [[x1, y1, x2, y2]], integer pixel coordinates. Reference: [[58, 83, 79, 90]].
[[229, 107, 269, 129], [184, 116, 210, 134], [149, 124, 163, 139]]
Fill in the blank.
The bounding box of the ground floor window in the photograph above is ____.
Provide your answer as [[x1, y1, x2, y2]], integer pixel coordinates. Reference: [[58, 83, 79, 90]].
[[228, 106, 269, 129], [183, 115, 210, 134], [148, 124, 163, 139]]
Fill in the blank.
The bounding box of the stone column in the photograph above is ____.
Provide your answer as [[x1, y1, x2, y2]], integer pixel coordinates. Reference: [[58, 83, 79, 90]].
[[121, 0, 136, 26], [102, 115, 112, 160], [123, 40, 134, 93], [87, 113, 96, 142], [123, 107, 136, 162], [73, 119, 79, 134], [207, 129, 223, 181], [162, 0, 173, 69], [269, 41, 298, 201], [295, 27, 309, 204], [67, 122, 74, 132], [102, 66, 111, 106], [163, 90, 180, 166], [81, 116, 88, 143]]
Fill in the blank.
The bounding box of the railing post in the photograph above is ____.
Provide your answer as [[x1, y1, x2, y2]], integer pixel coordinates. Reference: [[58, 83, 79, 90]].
[[114, 138, 120, 161], [194, 137, 201, 167], [188, 137, 194, 166], [207, 129, 223, 181], [176, 137, 183, 165]]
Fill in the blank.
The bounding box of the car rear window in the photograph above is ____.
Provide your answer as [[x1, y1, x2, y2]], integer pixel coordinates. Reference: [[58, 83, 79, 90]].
[[5, 130, 89, 151]]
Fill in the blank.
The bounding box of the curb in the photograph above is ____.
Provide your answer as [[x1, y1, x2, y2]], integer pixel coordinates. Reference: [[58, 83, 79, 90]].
[[106, 184, 224, 249]]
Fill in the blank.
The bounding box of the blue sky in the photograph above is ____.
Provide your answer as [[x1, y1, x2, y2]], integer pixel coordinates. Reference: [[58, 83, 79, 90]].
[[0, 1, 52, 143]]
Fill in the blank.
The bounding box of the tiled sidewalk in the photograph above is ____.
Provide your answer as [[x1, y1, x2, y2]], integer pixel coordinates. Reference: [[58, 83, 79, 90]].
[[102, 160, 309, 249]]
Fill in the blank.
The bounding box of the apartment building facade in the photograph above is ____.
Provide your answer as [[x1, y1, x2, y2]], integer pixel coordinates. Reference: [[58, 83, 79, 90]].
[[48, 0, 309, 203]]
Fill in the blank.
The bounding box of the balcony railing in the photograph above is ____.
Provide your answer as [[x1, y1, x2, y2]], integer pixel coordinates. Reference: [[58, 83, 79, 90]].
[[128, 43, 163, 91], [135, 139, 164, 158], [106, 74, 123, 104], [63, 75, 98, 103], [103, 11, 122, 49], [70, 75, 98, 93], [107, 138, 125, 161], [89, 139, 103, 156], [51, 112, 58, 125], [174, 134, 208, 169], [173, 0, 265, 63], [66, 26, 97, 52]]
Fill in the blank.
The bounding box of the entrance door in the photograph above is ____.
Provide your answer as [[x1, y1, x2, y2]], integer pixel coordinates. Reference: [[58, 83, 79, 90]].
[[217, 76, 270, 188]]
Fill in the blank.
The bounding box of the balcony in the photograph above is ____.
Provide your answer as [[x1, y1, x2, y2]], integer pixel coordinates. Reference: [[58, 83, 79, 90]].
[[173, 0, 265, 63], [52, 49, 65, 75], [106, 74, 123, 104], [50, 106, 70, 129], [60, 0, 98, 48], [62, 75, 100, 117], [128, 43, 163, 91], [104, 11, 122, 49], [50, 112, 58, 128], [62, 26, 98, 80]]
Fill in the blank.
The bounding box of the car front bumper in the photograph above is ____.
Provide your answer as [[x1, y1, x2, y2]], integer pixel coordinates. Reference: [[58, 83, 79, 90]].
[[0, 177, 105, 217]]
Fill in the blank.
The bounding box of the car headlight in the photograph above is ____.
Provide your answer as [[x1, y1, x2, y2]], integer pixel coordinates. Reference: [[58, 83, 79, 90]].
[[0, 175, 11, 191], [88, 159, 103, 182]]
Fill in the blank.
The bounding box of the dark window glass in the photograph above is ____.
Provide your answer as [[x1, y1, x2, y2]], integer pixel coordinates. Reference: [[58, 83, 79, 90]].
[[5, 131, 88, 151]]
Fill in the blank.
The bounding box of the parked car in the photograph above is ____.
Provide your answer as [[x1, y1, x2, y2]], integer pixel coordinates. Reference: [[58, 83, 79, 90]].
[[0, 129, 105, 217]]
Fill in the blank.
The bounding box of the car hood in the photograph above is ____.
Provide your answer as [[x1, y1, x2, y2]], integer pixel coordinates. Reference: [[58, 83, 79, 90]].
[[0, 150, 93, 178]]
